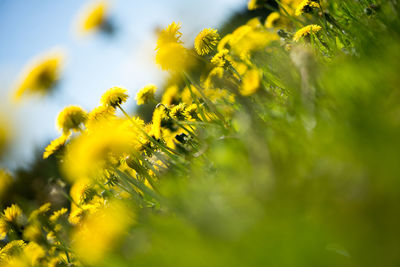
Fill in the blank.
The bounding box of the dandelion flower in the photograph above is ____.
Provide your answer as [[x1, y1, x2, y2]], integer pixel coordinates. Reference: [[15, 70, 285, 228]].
[[247, 0, 263, 10], [14, 51, 64, 101], [76, 1, 108, 35], [295, 0, 319, 16], [49, 208, 68, 223], [195, 28, 220, 56], [265, 12, 282, 28], [293, 24, 322, 42], [3, 204, 23, 224], [43, 135, 69, 159], [135, 84, 157, 105], [240, 69, 261, 96], [161, 85, 180, 106], [211, 49, 230, 67], [156, 42, 188, 72], [0, 240, 26, 263], [170, 103, 187, 121], [100, 87, 129, 108], [57, 106, 87, 134], [156, 22, 182, 49]]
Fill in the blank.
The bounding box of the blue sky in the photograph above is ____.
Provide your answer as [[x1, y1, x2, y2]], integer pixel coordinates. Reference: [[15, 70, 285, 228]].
[[0, 0, 246, 169]]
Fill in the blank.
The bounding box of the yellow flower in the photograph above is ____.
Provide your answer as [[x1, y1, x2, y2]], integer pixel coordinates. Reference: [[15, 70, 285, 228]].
[[0, 205, 25, 239], [3, 204, 23, 224], [240, 69, 261, 96], [248, 0, 263, 10], [72, 200, 135, 265], [62, 121, 137, 182], [76, 1, 108, 34], [211, 49, 230, 67], [293, 24, 322, 42], [155, 42, 188, 72], [151, 105, 169, 139], [161, 85, 180, 106], [0, 240, 26, 263], [217, 34, 232, 52], [14, 50, 64, 101], [23, 242, 46, 266], [295, 0, 319, 16], [170, 103, 187, 121], [156, 22, 182, 49], [23, 224, 42, 242], [56, 105, 87, 134], [194, 28, 220, 56], [43, 135, 69, 159], [265, 12, 286, 28], [135, 84, 157, 105], [100, 87, 129, 108], [49, 208, 68, 223], [28, 203, 51, 222], [184, 104, 200, 121], [86, 105, 116, 130]]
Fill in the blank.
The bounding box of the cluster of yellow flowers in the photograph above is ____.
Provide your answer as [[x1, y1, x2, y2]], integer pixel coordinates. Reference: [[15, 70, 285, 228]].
[[1, 0, 363, 265]]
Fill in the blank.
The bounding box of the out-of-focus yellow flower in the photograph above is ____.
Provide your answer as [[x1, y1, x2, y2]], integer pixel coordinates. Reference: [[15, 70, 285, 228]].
[[211, 49, 231, 68], [43, 134, 69, 159], [217, 34, 232, 52], [295, 0, 319, 16], [155, 22, 190, 72], [86, 105, 116, 130], [265, 12, 289, 29], [156, 22, 182, 49], [170, 103, 187, 121], [62, 121, 137, 182], [293, 24, 322, 42], [248, 0, 263, 10], [0, 240, 26, 264], [229, 24, 279, 62], [28, 203, 51, 222], [161, 85, 180, 106], [136, 84, 157, 105], [72, 200, 135, 265], [156, 42, 188, 72], [3, 204, 24, 224], [151, 106, 166, 140], [100, 87, 129, 108], [240, 69, 261, 96], [49, 208, 68, 223], [13, 50, 64, 101], [76, 1, 109, 35], [56, 105, 87, 135], [23, 242, 45, 266], [195, 28, 220, 56], [279, 0, 304, 14], [0, 170, 13, 200]]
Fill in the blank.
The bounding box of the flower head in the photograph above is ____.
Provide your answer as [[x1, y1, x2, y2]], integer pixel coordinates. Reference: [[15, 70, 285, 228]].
[[211, 49, 231, 67], [57, 106, 87, 134], [43, 135, 69, 159], [155, 42, 188, 71], [265, 12, 284, 28], [170, 103, 187, 121], [100, 87, 129, 108], [195, 28, 220, 56], [76, 1, 108, 35], [14, 51, 64, 101], [293, 24, 322, 42], [295, 0, 319, 16], [240, 69, 261, 96], [156, 22, 182, 49], [135, 84, 157, 105]]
